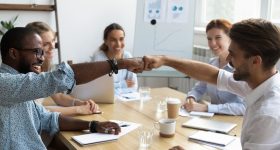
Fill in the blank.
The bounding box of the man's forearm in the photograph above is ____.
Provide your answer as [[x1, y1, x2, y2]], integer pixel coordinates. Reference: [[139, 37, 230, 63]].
[[70, 58, 143, 85], [58, 114, 89, 131], [162, 56, 219, 85], [70, 61, 112, 85]]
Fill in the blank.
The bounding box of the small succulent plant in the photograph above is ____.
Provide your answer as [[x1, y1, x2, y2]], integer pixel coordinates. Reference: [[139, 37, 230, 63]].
[[0, 15, 18, 35]]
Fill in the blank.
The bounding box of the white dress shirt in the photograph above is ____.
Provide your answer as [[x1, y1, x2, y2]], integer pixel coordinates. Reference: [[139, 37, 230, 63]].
[[187, 57, 245, 115], [217, 69, 280, 150]]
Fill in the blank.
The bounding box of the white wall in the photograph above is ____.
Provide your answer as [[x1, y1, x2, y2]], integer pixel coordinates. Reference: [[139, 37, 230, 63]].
[[0, 0, 137, 64], [0, 0, 207, 63], [56, 0, 137, 63], [0, 0, 210, 92]]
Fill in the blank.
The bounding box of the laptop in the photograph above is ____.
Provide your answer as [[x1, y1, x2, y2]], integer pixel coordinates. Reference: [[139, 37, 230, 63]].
[[182, 117, 237, 134], [70, 75, 115, 104]]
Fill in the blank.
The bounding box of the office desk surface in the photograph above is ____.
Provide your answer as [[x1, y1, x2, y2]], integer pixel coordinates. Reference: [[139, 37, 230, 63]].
[[57, 87, 243, 150]]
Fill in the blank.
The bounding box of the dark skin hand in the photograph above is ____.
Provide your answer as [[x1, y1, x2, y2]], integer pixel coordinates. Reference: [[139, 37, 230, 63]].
[[96, 121, 121, 135]]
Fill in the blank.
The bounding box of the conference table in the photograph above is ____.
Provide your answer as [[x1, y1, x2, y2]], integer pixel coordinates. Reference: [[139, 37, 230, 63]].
[[57, 87, 243, 150]]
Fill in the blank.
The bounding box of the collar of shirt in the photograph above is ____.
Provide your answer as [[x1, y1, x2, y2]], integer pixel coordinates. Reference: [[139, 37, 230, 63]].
[[245, 71, 280, 107], [0, 63, 19, 74]]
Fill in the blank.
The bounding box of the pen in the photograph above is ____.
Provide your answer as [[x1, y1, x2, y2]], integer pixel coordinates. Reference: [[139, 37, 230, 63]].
[[120, 124, 129, 127], [93, 111, 103, 114]]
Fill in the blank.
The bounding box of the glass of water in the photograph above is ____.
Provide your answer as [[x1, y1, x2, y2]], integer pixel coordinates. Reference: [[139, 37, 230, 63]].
[[157, 100, 167, 112], [139, 87, 151, 101], [138, 127, 154, 149]]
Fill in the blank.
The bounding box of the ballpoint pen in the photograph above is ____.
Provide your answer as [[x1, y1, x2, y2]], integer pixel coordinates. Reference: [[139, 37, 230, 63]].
[[93, 111, 103, 114]]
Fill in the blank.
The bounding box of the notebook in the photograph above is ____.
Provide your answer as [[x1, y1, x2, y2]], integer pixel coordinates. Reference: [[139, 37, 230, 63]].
[[188, 131, 236, 147], [182, 117, 237, 134], [72, 120, 140, 146], [70, 74, 115, 104]]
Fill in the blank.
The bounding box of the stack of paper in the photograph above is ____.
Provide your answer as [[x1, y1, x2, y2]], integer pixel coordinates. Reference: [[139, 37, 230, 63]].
[[72, 120, 140, 145]]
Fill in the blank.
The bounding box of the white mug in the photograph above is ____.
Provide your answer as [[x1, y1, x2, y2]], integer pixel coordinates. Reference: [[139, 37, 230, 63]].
[[154, 118, 176, 138]]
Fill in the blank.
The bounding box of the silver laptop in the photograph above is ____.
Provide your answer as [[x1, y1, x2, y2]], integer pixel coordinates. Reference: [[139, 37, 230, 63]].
[[182, 117, 237, 134], [70, 75, 115, 104]]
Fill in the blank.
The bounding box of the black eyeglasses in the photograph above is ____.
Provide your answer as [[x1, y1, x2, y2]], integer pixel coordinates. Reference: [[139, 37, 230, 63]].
[[15, 48, 45, 59]]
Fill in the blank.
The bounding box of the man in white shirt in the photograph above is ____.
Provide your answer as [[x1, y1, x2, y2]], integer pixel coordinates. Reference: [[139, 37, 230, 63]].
[[143, 19, 280, 150]]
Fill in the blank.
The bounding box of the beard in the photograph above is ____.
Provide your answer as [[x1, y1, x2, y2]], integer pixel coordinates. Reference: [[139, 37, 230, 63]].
[[18, 58, 32, 74], [18, 58, 43, 74], [233, 68, 250, 81]]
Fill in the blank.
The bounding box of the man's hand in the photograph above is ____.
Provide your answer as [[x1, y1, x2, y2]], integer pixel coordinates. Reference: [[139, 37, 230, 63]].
[[142, 55, 165, 71], [183, 98, 208, 112], [95, 121, 121, 135], [119, 57, 144, 73]]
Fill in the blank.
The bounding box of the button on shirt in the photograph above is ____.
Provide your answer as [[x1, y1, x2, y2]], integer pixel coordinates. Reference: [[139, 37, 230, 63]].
[[0, 63, 75, 150], [187, 57, 246, 115], [217, 69, 280, 150]]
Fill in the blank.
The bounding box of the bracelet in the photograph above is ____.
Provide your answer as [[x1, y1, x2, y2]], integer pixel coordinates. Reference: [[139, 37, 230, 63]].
[[106, 58, 118, 76], [89, 121, 99, 133]]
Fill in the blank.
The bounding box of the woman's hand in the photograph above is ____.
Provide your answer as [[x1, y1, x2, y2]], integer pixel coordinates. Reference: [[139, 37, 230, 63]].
[[126, 79, 135, 87], [75, 99, 100, 115]]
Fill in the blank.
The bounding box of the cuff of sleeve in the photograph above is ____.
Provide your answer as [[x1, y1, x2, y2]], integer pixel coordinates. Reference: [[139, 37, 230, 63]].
[[207, 104, 218, 113], [186, 95, 197, 101], [49, 112, 60, 136], [57, 62, 76, 93]]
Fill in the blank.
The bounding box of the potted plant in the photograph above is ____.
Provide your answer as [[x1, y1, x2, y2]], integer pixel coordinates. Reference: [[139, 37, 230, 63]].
[[0, 15, 18, 36]]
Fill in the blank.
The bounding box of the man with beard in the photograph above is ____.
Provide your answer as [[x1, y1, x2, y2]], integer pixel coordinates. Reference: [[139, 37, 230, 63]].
[[143, 19, 280, 149], [0, 27, 144, 149]]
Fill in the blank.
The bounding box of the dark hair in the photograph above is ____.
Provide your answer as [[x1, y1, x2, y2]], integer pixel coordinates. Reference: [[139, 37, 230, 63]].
[[206, 19, 232, 35], [0, 27, 37, 60], [26, 21, 54, 35], [229, 19, 280, 69], [99, 23, 125, 52]]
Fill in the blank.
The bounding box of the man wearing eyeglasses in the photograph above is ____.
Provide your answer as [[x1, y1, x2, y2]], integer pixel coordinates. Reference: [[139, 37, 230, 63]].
[[0, 27, 144, 149]]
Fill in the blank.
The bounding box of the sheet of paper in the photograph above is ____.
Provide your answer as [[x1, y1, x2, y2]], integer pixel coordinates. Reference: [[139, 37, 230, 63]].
[[190, 111, 214, 118], [72, 120, 141, 145], [179, 107, 190, 117], [117, 92, 141, 101], [188, 131, 236, 147], [179, 108, 214, 117], [109, 120, 141, 137], [117, 92, 152, 102]]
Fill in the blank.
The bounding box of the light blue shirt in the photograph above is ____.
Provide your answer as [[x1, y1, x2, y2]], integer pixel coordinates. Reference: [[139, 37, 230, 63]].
[[0, 63, 75, 150], [92, 50, 138, 94], [187, 57, 246, 115]]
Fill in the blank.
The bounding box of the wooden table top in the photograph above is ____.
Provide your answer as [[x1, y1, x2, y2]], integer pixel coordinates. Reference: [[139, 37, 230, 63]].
[[57, 87, 243, 150]]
